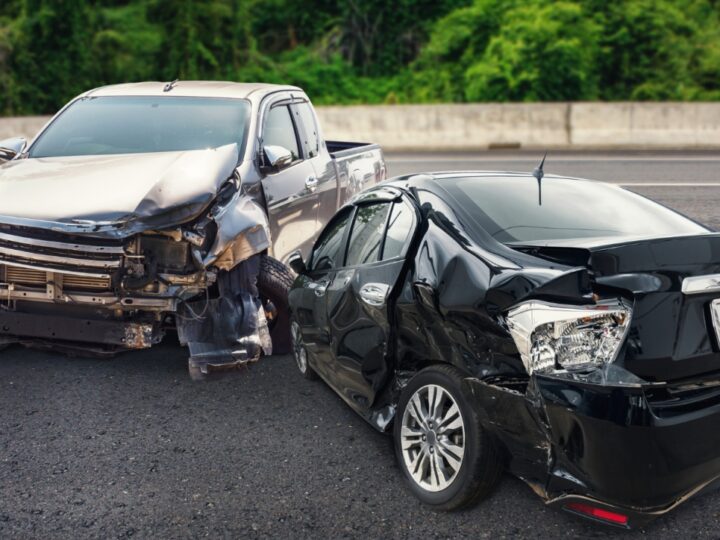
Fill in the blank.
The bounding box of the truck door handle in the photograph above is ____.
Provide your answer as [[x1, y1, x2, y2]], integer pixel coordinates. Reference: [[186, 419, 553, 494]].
[[359, 283, 390, 307], [305, 176, 318, 192]]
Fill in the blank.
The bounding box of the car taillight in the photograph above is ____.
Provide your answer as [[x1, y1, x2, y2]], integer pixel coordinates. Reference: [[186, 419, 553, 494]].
[[505, 299, 632, 375], [564, 502, 629, 526]]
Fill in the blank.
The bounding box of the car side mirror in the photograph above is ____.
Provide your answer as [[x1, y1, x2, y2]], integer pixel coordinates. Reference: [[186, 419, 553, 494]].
[[287, 250, 306, 274], [0, 137, 27, 161], [263, 145, 293, 172]]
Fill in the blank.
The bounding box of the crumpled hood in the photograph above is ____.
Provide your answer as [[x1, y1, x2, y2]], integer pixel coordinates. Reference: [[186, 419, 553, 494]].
[[0, 144, 239, 232]]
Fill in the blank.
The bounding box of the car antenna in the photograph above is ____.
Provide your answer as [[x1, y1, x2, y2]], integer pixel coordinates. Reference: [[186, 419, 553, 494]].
[[163, 79, 179, 92], [532, 152, 547, 206]]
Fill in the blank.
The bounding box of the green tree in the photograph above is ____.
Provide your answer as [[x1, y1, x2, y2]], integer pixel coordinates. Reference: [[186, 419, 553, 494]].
[[10, 0, 95, 114], [91, 2, 163, 85], [594, 0, 701, 100], [404, 0, 510, 102], [464, 2, 600, 101], [149, 0, 255, 80]]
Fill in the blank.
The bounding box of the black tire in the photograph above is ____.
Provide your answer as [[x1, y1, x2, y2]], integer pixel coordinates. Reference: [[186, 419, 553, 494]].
[[290, 318, 318, 380], [257, 255, 294, 355], [393, 364, 502, 511]]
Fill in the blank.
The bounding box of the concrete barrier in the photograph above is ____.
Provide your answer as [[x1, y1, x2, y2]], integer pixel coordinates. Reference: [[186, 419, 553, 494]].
[[316, 103, 570, 151], [0, 116, 49, 141], [4, 103, 720, 151], [570, 103, 720, 148]]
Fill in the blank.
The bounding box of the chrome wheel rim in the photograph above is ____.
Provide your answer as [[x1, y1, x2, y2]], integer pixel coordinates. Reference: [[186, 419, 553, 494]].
[[290, 321, 308, 374], [400, 384, 465, 492]]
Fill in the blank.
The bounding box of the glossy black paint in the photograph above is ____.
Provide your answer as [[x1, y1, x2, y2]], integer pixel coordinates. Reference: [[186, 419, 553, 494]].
[[288, 172, 720, 527]]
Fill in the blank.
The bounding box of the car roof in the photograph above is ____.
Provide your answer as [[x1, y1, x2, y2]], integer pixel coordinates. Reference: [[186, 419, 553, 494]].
[[354, 171, 598, 202], [85, 81, 301, 101]]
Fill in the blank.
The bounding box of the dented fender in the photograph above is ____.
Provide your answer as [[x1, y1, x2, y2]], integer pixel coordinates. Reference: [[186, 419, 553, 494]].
[[203, 192, 271, 271]]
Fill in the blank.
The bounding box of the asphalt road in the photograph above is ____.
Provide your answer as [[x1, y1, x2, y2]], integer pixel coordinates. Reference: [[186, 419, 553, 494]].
[[2, 151, 720, 539]]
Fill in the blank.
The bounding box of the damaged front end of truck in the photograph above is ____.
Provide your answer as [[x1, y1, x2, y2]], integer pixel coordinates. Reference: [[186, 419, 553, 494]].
[[0, 144, 277, 377]]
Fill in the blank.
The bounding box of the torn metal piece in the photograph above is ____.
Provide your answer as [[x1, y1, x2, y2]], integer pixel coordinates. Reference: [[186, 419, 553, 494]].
[[176, 257, 271, 378]]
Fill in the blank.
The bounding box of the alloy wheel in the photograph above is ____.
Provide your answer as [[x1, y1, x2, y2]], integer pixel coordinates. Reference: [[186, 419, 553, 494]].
[[400, 384, 466, 492]]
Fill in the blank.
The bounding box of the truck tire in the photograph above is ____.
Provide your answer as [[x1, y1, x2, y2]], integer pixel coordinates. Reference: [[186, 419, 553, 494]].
[[258, 255, 294, 355]]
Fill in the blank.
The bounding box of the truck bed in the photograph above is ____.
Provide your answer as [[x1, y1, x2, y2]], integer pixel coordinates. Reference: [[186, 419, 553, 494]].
[[327, 140, 380, 158], [326, 141, 386, 206]]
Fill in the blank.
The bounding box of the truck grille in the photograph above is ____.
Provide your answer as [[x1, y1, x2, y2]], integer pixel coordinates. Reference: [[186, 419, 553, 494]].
[[4, 266, 45, 286], [0, 227, 123, 292]]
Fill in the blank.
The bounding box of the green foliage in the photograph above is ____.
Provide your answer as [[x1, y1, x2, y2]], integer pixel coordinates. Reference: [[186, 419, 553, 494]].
[[1, 0, 720, 114], [464, 2, 601, 101], [10, 0, 95, 114]]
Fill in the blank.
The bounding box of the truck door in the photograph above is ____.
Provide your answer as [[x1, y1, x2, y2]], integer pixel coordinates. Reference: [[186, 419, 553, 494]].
[[260, 100, 319, 263], [291, 101, 338, 237], [322, 197, 418, 412]]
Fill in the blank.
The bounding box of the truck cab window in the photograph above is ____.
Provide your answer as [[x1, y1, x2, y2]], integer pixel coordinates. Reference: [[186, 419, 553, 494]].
[[295, 103, 320, 158], [264, 105, 300, 161]]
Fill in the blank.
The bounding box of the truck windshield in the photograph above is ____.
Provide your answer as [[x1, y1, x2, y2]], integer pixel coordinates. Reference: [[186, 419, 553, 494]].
[[29, 96, 251, 158], [444, 175, 708, 244]]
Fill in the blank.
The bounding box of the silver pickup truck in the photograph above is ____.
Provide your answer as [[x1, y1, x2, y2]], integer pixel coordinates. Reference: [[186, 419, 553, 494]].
[[0, 81, 386, 376]]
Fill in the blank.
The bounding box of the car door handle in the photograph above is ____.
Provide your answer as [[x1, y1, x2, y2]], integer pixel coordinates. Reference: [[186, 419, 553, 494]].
[[359, 283, 390, 307], [315, 280, 329, 297], [305, 176, 318, 192]]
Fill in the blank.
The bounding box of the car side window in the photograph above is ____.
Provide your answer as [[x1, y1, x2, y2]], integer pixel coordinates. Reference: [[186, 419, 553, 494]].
[[263, 105, 300, 161], [346, 203, 391, 266], [381, 200, 415, 261], [310, 207, 352, 273], [294, 103, 320, 158]]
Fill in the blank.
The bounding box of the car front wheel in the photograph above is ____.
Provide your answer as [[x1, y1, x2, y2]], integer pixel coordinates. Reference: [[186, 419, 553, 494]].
[[393, 364, 502, 510]]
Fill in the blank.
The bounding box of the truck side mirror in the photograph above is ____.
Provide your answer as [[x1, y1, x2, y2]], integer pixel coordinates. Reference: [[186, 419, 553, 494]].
[[262, 145, 293, 172], [0, 137, 27, 161], [287, 250, 306, 274]]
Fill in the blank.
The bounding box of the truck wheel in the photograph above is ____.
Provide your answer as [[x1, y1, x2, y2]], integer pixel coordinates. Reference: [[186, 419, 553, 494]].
[[393, 364, 502, 510], [258, 255, 294, 355]]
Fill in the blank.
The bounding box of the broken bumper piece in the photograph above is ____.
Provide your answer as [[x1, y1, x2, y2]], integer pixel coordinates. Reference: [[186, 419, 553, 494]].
[[464, 375, 720, 528], [0, 310, 160, 349], [178, 290, 272, 380]]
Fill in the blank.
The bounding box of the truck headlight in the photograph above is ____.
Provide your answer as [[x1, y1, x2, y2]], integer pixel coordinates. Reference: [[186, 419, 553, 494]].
[[506, 300, 631, 375]]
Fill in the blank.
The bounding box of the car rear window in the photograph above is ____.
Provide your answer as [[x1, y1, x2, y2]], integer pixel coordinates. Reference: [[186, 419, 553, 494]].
[[346, 203, 391, 266], [381, 201, 414, 260], [444, 176, 708, 244]]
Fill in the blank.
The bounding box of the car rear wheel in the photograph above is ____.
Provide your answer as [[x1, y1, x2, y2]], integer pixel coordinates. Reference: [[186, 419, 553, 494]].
[[290, 319, 317, 380], [393, 364, 502, 510], [257, 255, 294, 354]]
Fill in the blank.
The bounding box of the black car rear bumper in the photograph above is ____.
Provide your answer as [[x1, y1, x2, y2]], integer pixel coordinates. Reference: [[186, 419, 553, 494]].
[[464, 374, 720, 528]]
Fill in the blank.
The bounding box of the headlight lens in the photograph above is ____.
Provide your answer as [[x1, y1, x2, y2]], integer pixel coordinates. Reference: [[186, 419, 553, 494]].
[[506, 300, 631, 375]]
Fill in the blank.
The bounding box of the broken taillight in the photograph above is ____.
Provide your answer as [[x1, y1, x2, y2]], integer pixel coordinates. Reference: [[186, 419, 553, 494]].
[[564, 502, 629, 526]]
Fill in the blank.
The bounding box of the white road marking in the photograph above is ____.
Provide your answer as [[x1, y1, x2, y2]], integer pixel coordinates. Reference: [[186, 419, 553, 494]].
[[619, 183, 720, 187], [389, 156, 720, 163]]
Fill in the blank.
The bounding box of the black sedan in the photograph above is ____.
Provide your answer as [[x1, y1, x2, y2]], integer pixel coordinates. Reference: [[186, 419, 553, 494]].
[[287, 170, 720, 528]]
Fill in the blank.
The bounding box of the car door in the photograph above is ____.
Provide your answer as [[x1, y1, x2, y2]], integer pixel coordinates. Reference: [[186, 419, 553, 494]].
[[260, 99, 319, 263], [322, 197, 418, 412], [293, 206, 354, 375], [291, 100, 338, 236]]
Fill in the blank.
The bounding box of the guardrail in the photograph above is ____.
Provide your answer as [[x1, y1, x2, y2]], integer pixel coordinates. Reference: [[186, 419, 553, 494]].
[[4, 103, 720, 151]]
